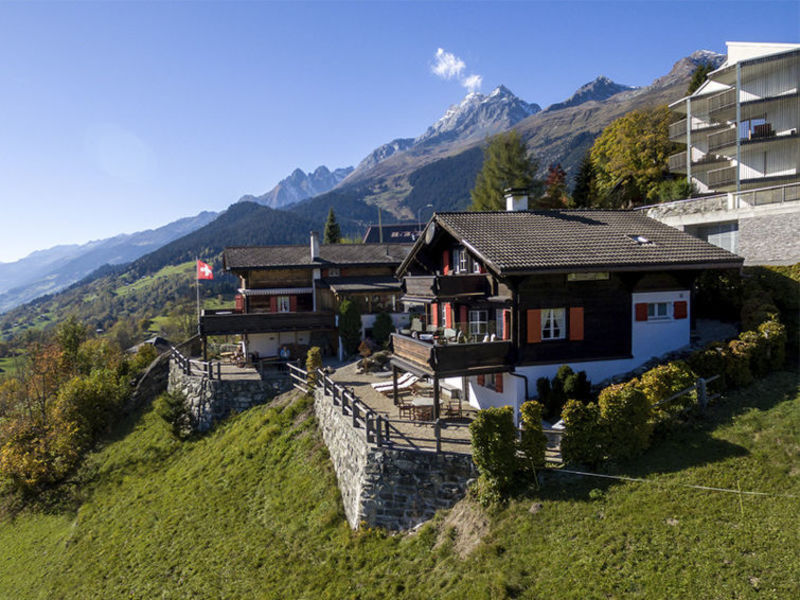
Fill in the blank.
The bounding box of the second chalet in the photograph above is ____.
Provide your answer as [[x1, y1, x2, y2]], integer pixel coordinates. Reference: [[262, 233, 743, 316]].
[[391, 190, 744, 418]]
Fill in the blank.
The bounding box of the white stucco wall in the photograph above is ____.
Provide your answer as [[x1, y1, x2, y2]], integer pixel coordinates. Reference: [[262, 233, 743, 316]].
[[246, 330, 311, 358]]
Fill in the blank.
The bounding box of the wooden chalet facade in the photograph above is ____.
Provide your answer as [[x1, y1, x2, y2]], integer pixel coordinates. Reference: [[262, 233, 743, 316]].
[[391, 192, 744, 418], [199, 232, 411, 360]]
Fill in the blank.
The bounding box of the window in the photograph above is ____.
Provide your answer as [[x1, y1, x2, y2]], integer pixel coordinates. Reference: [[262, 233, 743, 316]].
[[485, 372, 497, 390], [453, 247, 473, 274], [647, 302, 669, 320], [469, 310, 488, 337], [541, 308, 565, 340], [276, 296, 291, 313], [328, 267, 340, 277]]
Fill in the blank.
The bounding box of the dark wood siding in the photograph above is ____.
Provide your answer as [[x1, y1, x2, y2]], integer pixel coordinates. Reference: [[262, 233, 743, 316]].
[[515, 273, 632, 365]]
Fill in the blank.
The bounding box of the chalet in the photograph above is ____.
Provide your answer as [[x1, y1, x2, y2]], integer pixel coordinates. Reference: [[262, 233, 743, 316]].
[[391, 190, 744, 419], [362, 223, 423, 244], [199, 232, 412, 360]]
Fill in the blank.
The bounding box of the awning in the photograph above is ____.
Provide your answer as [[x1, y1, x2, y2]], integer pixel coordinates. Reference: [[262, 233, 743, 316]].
[[237, 287, 313, 296]]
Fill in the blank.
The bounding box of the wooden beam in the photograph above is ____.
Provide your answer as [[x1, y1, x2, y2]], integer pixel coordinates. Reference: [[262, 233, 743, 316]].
[[392, 365, 399, 406], [433, 375, 440, 420]]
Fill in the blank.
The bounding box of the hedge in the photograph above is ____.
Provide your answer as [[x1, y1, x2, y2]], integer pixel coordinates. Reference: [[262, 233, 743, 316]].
[[518, 400, 547, 475]]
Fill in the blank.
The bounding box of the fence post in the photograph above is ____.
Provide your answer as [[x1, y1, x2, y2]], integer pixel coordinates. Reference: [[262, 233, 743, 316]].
[[375, 415, 383, 447], [365, 411, 372, 442], [207, 361, 212, 379], [697, 377, 708, 413], [217, 362, 221, 380], [352, 398, 359, 427], [434, 418, 441, 454]]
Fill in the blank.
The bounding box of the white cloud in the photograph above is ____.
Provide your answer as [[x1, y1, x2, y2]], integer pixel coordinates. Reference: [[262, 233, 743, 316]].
[[431, 48, 482, 93], [462, 74, 482, 92], [431, 48, 465, 80]]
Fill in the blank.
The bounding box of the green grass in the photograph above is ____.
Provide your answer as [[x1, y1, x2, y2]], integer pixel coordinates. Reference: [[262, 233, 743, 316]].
[[0, 372, 798, 599], [115, 261, 195, 297]]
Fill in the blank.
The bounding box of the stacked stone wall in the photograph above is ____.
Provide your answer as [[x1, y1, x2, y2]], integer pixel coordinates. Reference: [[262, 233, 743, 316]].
[[168, 360, 290, 431], [313, 388, 476, 530]]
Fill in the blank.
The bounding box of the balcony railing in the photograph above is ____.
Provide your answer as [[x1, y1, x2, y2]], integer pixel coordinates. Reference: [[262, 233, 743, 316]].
[[200, 311, 335, 336], [708, 166, 737, 188], [404, 274, 489, 299], [391, 333, 513, 377], [708, 88, 736, 114], [668, 151, 687, 172], [669, 119, 688, 141], [708, 127, 737, 152]]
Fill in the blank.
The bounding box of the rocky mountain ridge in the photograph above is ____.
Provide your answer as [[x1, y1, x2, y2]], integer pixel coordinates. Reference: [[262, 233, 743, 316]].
[[241, 165, 354, 209]]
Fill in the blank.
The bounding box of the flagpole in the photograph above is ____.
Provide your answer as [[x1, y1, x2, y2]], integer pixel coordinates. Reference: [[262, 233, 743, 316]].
[[196, 256, 200, 326]]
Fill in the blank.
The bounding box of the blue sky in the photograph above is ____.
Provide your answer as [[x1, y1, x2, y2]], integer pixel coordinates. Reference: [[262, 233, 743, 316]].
[[0, 0, 797, 263]]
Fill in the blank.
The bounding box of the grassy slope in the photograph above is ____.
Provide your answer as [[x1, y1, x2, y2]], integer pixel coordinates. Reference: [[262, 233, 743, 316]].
[[0, 373, 798, 599]]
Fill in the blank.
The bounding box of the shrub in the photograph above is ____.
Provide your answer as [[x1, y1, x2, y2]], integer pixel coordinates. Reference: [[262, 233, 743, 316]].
[[155, 391, 192, 439], [687, 343, 727, 392], [560, 400, 604, 467], [338, 300, 362, 356], [469, 406, 517, 505], [598, 383, 652, 460], [371, 312, 395, 346], [536, 366, 592, 421], [740, 296, 779, 332], [758, 318, 786, 370], [725, 339, 755, 388], [518, 401, 547, 476], [737, 330, 770, 378], [305, 347, 322, 392], [54, 369, 129, 446], [563, 370, 592, 403], [637, 361, 696, 422], [130, 344, 158, 375]]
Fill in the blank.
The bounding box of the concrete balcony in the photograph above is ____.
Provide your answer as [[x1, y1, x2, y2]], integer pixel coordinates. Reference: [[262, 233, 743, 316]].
[[403, 274, 490, 300], [708, 166, 737, 189], [200, 311, 336, 336], [391, 333, 513, 377], [708, 127, 737, 153]]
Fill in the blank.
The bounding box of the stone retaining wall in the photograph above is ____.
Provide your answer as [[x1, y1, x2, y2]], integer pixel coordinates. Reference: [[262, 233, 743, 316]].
[[168, 360, 290, 431], [313, 388, 477, 530]]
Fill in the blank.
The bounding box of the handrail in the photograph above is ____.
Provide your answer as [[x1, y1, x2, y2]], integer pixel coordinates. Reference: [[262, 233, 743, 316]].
[[169, 346, 222, 380]]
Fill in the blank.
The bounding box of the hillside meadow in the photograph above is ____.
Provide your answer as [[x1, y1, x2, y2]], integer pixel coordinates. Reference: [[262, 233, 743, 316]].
[[0, 371, 798, 599]]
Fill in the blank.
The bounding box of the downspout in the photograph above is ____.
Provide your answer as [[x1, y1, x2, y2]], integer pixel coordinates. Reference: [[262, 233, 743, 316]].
[[507, 370, 529, 429]]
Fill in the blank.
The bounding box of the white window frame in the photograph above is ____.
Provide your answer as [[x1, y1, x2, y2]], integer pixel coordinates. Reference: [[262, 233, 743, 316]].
[[276, 296, 291, 313], [647, 302, 670, 321], [541, 308, 566, 340], [469, 309, 488, 337], [484, 372, 497, 390], [328, 267, 341, 277]]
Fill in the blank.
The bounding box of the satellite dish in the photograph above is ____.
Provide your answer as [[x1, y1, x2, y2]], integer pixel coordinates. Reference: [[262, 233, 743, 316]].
[[425, 223, 436, 245]]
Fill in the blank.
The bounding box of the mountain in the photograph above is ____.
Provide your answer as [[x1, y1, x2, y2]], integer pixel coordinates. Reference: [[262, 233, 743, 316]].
[[0, 211, 217, 314], [650, 49, 725, 89], [242, 165, 354, 209], [347, 138, 415, 180], [546, 76, 635, 112], [415, 85, 541, 147]]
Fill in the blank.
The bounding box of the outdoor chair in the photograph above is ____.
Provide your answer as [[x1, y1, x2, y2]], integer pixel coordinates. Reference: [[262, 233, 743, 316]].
[[371, 372, 413, 391], [378, 375, 420, 397]]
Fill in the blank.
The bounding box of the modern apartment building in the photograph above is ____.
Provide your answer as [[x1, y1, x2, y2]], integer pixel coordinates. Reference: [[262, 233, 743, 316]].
[[668, 41, 799, 194]]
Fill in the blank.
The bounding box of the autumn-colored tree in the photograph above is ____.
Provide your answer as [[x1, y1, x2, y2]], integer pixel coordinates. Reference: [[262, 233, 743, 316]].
[[540, 163, 569, 208], [590, 106, 676, 207]]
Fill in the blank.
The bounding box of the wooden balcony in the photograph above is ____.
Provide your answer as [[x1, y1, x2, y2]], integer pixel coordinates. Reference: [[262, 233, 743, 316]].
[[200, 311, 335, 336], [403, 274, 489, 300], [391, 333, 512, 377]]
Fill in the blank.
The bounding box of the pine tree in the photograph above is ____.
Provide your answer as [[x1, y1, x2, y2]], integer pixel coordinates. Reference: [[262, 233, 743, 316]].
[[686, 62, 715, 95], [571, 151, 595, 208], [323, 207, 341, 244], [469, 131, 542, 211]]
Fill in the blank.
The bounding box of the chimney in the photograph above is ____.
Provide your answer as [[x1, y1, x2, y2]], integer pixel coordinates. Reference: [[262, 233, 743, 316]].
[[504, 188, 528, 211], [310, 231, 320, 260]]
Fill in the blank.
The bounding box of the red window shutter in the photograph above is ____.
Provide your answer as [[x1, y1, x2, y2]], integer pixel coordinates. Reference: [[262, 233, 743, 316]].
[[444, 303, 453, 328], [460, 305, 468, 327], [495, 373, 503, 393], [635, 303, 648, 321], [527, 309, 541, 343], [477, 374, 485, 387], [269, 296, 277, 313], [674, 301, 687, 319], [289, 295, 297, 312], [479, 264, 485, 274], [431, 303, 439, 327], [503, 309, 511, 340], [569, 307, 584, 341], [235, 294, 244, 313], [443, 250, 450, 275], [322, 269, 328, 277]]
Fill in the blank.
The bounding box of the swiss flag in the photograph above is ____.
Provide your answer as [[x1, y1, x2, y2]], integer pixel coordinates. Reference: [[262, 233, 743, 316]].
[[197, 260, 214, 280]]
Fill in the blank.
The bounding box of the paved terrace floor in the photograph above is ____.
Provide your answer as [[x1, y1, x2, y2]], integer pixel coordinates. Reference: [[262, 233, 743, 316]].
[[327, 360, 477, 454]]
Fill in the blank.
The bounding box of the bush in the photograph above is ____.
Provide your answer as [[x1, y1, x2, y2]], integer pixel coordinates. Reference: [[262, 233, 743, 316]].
[[687, 343, 727, 392], [537, 366, 592, 421], [469, 406, 517, 505], [338, 300, 362, 356], [54, 369, 129, 446], [372, 312, 395, 346], [725, 339, 755, 388], [740, 296, 779, 332], [737, 330, 770, 378], [518, 401, 547, 476], [130, 344, 158, 375], [758, 318, 786, 370], [636, 361, 696, 422], [598, 383, 652, 461], [155, 391, 192, 439], [305, 347, 322, 392], [560, 400, 604, 467]]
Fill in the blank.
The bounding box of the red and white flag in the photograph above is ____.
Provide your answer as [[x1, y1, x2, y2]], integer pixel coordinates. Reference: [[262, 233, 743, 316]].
[[197, 260, 214, 280]]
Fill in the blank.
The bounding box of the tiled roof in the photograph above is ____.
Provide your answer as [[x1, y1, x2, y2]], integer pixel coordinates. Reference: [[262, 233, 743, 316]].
[[362, 223, 423, 244], [224, 244, 412, 270], [317, 276, 402, 293], [416, 210, 743, 274]]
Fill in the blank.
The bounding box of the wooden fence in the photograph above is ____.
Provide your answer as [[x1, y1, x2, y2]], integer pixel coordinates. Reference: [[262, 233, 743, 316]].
[[289, 364, 471, 454], [170, 346, 222, 380]]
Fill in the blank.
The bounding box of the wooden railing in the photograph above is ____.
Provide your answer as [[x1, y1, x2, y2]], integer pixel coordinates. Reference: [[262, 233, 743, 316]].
[[199, 311, 335, 336], [403, 274, 489, 299], [170, 346, 222, 380]]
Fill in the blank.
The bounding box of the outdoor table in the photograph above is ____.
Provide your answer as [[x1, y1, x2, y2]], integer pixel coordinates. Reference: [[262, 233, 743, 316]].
[[410, 396, 436, 420]]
